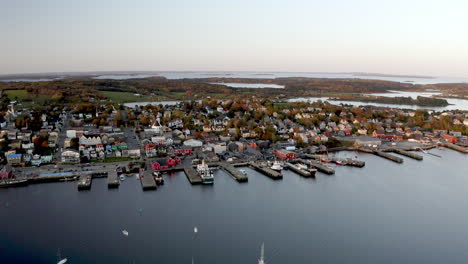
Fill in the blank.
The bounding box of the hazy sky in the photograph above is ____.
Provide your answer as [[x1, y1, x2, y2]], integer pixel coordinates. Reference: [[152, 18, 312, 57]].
[[1, 0, 467, 77]]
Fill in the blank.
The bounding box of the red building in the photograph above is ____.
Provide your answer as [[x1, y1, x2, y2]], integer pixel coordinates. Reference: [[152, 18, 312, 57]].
[[442, 134, 458, 144], [274, 149, 297, 160], [174, 148, 193, 156]]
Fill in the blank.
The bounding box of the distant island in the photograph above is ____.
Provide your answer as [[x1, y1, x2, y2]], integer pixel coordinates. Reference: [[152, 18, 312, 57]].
[[330, 96, 450, 107]]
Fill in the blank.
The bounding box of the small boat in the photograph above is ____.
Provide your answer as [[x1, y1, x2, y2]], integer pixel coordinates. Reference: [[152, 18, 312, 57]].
[[122, 230, 129, 236], [258, 243, 265, 264], [153, 171, 164, 185], [194, 227, 198, 234], [240, 169, 247, 175], [119, 175, 125, 181], [56, 248, 67, 264], [320, 158, 331, 163], [335, 160, 347, 166], [270, 160, 283, 171]]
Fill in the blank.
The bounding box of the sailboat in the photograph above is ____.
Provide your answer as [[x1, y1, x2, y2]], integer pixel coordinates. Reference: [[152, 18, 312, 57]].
[[258, 243, 265, 264], [56, 248, 67, 264]]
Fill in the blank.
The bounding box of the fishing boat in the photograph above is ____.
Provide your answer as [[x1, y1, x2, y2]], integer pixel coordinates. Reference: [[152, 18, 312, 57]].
[[197, 160, 214, 184], [153, 171, 164, 185], [297, 163, 317, 176], [335, 160, 347, 166], [0, 179, 28, 188], [270, 160, 283, 171], [122, 230, 129, 236]]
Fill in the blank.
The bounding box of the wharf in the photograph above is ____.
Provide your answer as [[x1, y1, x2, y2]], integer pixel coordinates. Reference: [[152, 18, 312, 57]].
[[140, 170, 157, 190], [285, 162, 312, 177], [444, 143, 468, 154], [304, 154, 365, 168], [107, 172, 120, 188], [220, 162, 248, 182], [249, 162, 282, 180], [374, 151, 403, 163], [391, 149, 423, 160], [184, 166, 203, 185], [77, 174, 92, 190], [298, 159, 335, 175]]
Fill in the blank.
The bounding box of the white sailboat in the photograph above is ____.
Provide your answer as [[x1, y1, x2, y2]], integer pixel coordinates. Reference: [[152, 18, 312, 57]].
[[258, 243, 265, 264], [56, 248, 67, 264]]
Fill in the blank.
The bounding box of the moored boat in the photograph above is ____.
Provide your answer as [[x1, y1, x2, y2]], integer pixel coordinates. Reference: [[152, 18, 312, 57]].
[[197, 160, 214, 184], [270, 160, 283, 171]]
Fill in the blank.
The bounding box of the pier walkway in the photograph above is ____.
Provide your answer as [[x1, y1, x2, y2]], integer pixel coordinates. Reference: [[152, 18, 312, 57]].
[[220, 162, 248, 182], [249, 162, 282, 180]]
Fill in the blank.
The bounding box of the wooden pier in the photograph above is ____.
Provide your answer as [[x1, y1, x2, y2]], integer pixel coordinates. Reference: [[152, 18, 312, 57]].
[[77, 174, 92, 190], [285, 162, 312, 177], [140, 170, 157, 190], [299, 159, 335, 175], [444, 143, 468, 153], [304, 154, 365, 168], [107, 172, 120, 188], [374, 151, 403, 163], [184, 166, 203, 185], [220, 162, 248, 182], [249, 162, 283, 180], [392, 149, 423, 160]]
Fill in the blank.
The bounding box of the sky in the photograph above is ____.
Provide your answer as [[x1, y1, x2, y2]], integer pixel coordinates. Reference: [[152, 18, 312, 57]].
[[1, 0, 467, 77]]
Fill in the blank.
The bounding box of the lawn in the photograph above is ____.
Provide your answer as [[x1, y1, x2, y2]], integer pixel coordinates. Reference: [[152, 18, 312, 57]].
[[97, 91, 153, 103], [4, 89, 29, 100]]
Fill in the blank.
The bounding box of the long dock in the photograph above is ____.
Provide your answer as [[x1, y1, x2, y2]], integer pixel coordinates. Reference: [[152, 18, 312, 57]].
[[220, 162, 248, 182], [392, 149, 423, 160], [304, 154, 365, 168], [107, 172, 120, 188], [444, 143, 468, 153], [249, 162, 283, 180], [184, 166, 203, 184], [374, 151, 403, 163], [77, 174, 92, 190], [140, 170, 157, 190], [299, 159, 335, 175], [285, 162, 312, 177]]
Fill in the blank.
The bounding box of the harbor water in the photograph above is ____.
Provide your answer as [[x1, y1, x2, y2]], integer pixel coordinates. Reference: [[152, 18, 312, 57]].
[[0, 149, 467, 264]]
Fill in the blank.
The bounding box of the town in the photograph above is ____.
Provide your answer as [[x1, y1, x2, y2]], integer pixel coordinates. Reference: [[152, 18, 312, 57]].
[[0, 94, 467, 189]]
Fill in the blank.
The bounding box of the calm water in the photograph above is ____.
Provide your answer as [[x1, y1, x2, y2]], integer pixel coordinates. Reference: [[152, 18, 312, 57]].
[[1, 149, 468, 263], [210, 83, 285, 89]]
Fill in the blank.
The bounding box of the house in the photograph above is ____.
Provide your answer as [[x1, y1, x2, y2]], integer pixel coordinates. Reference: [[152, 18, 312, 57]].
[[174, 147, 193, 156], [274, 149, 297, 160], [184, 139, 203, 148], [6, 153, 22, 166], [62, 150, 80, 163]]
